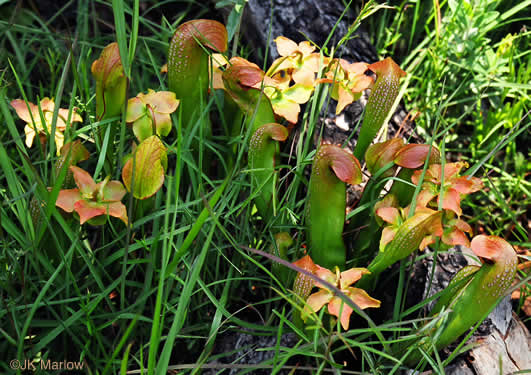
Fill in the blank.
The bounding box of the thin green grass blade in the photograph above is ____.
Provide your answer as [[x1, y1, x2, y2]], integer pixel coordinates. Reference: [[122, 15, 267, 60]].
[[16, 240, 78, 359], [156, 226, 215, 374], [120, 342, 134, 375], [93, 123, 112, 181], [164, 176, 230, 278], [112, 0, 131, 77], [128, 0, 140, 67], [102, 316, 138, 375]]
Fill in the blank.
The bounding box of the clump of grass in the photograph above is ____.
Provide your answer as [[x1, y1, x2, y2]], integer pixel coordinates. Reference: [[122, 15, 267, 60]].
[[367, 0, 530, 242]]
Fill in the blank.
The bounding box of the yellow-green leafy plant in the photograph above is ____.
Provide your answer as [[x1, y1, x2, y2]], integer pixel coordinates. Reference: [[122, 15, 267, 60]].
[[4, 13, 522, 373], [121, 135, 167, 200], [213, 34, 511, 366], [95, 24, 521, 364]]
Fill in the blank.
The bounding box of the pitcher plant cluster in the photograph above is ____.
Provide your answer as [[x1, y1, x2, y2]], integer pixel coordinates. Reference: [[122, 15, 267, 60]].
[[9, 18, 518, 367]]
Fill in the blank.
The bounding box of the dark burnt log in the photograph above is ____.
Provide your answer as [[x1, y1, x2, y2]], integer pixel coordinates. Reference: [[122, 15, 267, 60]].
[[240, 0, 379, 64], [234, 0, 418, 149]]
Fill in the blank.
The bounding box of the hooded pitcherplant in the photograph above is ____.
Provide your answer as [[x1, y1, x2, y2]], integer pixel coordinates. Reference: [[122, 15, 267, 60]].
[[56, 166, 128, 225], [263, 36, 320, 123], [353, 57, 406, 161], [222, 62, 277, 134], [168, 19, 228, 130], [267, 36, 321, 86], [167, 19, 227, 175], [318, 58, 374, 115], [412, 161, 483, 216], [292, 255, 380, 330], [10, 98, 82, 156], [91, 42, 127, 121], [357, 206, 443, 290], [306, 144, 362, 270], [126, 89, 179, 142], [364, 138, 405, 178], [91, 41, 128, 175], [390, 143, 442, 205], [248, 123, 289, 221], [397, 235, 518, 366]]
